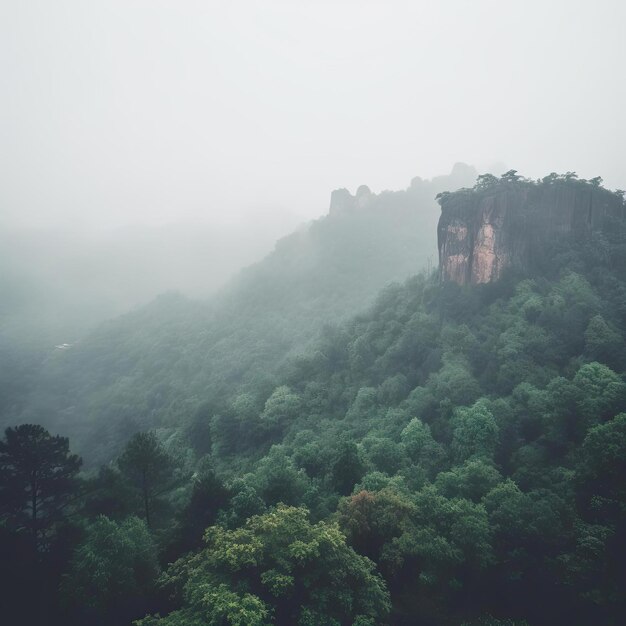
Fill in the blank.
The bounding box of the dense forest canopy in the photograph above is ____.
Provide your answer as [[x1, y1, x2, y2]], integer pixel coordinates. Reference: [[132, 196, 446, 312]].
[[1, 172, 626, 626]]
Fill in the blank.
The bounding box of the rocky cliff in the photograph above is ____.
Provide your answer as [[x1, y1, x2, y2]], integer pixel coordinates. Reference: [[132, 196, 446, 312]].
[[437, 178, 626, 285]]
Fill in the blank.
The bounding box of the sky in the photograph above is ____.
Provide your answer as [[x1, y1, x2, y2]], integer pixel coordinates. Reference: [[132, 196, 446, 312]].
[[1, 0, 625, 230]]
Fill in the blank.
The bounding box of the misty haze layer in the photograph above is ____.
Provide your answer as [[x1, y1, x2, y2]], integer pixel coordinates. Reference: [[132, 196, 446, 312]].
[[0, 164, 477, 458], [1, 0, 624, 235]]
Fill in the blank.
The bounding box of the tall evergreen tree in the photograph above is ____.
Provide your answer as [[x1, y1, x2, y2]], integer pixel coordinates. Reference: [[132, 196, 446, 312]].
[[0, 424, 81, 546], [117, 431, 174, 528]]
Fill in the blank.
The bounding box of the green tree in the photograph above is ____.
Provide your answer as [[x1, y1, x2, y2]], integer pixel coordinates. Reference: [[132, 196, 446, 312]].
[[260, 386, 302, 436], [137, 505, 390, 626], [428, 360, 481, 414], [291, 434, 333, 479], [483, 480, 568, 578], [220, 478, 266, 529], [381, 485, 493, 602], [331, 441, 366, 495], [250, 445, 309, 507], [435, 459, 502, 502], [118, 432, 174, 528], [0, 424, 81, 544], [584, 315, 623, 367], [573, 362, 626, 427], [363, 436, 405, 475], [82, 465, 139, 520], [474, 173, 499, 190], [577, 413, 626, 522], [451, 401, 499, 462], [500, 169, 523, 183], [169, 466, 231, 554], [400, 417, 446, 476], [64, 515, 159, 620]]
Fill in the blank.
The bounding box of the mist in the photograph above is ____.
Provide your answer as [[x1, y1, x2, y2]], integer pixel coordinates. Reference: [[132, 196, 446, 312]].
[[2, 0, 625, 228], [1, 0, 625, 327], [0, 210, 302, 341]]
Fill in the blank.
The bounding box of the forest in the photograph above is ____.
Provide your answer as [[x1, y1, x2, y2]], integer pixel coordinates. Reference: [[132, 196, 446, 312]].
[[1, 173, 625, 626]]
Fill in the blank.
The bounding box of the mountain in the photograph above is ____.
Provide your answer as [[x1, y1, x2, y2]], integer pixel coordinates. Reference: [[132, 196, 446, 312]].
[[3, 169, 626, 626], [4, 164, 477, 462], [193, 173, 626, 624]]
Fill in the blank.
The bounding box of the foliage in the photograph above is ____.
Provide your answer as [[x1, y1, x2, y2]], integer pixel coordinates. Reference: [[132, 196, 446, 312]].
[[1, 172, 626, 625], [118, 431, 175, 528], [140, 505, 390, 626], [63, 515, 159, 617], [0, 424, 82, 544]]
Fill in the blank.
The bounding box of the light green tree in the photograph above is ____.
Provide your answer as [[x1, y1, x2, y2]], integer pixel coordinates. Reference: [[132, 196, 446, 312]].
[[400, 417, 446, 475], [573, 363, 626, 426], [260, 386, 302, 436], [136, 505, 390, 626], [451, 400, 499, 463]]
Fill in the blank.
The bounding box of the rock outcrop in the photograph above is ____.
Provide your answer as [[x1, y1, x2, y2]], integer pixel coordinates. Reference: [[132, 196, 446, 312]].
[[438, 180, 626, 285], [328, 163, 478, 217], [329, 185, 373, 214]]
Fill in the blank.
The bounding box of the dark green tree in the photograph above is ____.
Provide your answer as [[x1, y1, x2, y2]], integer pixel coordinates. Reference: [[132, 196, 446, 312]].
[[584, 315, 623, 367], [117, 431, 174, 528], [165, 464, 231, 558], [63, 515, 159, 623], [501, 169, 523, 183], [331, 441, 366, 495], [474, 173, 499, 190], [577, 412, 626, 522], [401, 417, 446, 476], [0, 424, 81, 544], [451, 400, 499, 462], [250, 445, 309, 506]]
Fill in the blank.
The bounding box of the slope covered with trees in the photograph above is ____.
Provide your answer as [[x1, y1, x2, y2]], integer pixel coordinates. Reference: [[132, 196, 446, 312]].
[[3, 165, 476, 464], [1, 172, 625, 626]]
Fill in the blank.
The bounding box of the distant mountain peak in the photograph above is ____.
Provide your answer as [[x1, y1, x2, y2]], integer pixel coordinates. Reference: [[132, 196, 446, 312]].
[[329, 163, 478, 215]]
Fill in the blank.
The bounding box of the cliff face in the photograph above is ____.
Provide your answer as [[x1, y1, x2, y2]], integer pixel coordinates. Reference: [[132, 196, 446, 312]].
[[438, 182, 626, 285]]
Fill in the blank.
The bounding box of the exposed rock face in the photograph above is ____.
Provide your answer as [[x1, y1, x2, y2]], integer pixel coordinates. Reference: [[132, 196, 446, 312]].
[[438, 182, 626, 285]]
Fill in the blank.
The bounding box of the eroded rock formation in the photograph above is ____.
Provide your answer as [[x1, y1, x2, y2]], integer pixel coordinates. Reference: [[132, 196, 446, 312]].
[[438, 181, 626, 285]]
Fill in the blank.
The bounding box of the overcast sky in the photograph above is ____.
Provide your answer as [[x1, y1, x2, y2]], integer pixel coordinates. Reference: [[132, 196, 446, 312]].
[[1, 0, 624, 230]]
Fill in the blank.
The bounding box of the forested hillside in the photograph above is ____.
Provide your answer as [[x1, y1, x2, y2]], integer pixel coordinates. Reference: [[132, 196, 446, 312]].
[[3, 165, 475, 463], [2, 173, 626, 626], [0, 215, 302, 418]]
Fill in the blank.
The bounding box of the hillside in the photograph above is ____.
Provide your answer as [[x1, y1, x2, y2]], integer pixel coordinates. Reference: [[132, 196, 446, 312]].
[[4, 164, 476, 462], [2, 172, 626, 626], [187, 174, 626, 625]]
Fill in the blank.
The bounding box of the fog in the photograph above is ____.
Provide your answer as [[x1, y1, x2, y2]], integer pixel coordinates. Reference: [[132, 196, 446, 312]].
[[1, 0, 625, 330]]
